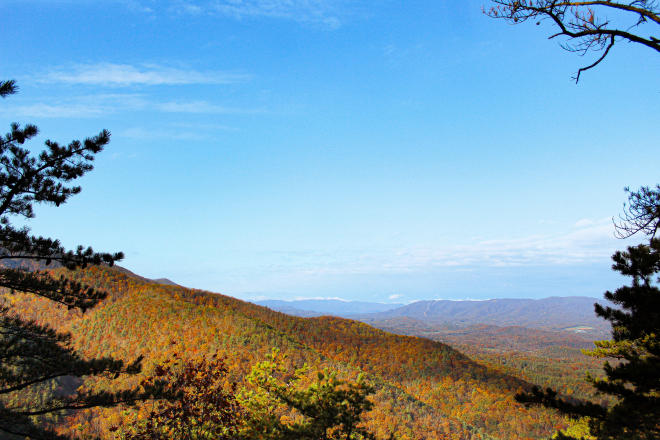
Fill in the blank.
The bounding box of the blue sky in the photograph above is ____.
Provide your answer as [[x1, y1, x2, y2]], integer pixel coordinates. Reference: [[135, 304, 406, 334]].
[[1, 0, 658, 302]]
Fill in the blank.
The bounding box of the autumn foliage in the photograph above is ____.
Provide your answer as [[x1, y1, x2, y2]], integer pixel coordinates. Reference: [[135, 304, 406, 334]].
[[2, 264, 573, 440]]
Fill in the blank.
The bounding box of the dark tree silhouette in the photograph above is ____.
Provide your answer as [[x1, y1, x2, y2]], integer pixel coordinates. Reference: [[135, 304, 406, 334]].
[[485, 1, 660, 82], [516, 186, 660, 440], [614, 185, 660, 239], [0, 80, 160, 439]]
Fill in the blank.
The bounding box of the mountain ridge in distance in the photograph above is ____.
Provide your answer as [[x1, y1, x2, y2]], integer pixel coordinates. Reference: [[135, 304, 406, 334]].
[[255, 299, 404, 317], [357, 296, 610, 336], [257, 296, 610, 337], [151, 277, 179, 286]]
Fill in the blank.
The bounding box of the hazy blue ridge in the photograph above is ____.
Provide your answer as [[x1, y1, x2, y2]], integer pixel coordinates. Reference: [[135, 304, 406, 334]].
[[255, 299, 404, 317], [356, 296, 609, 334]]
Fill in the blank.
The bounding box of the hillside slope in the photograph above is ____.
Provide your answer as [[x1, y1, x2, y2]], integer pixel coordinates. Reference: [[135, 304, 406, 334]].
[[6, 266, 570, 440]]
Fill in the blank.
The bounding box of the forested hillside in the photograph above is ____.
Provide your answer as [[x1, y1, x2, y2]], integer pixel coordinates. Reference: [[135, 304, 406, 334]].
[[4, 265, 572, 440], [368, 318, 605, 402]]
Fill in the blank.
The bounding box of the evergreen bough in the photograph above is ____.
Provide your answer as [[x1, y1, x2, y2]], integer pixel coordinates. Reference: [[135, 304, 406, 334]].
[[516, 185, 660, 440], [0, 80, 162, 439]]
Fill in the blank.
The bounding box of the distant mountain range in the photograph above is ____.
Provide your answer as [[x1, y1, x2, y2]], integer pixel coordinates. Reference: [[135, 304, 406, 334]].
[[257, 296, 610, 336], [255, 299, 403, 317], [151, 277, 179, 286], [358, 296, 609, 334]]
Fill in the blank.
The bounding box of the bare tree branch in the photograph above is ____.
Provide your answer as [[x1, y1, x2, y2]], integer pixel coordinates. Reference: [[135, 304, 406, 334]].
[[485, 0, 660, 81], [614, 185, 660, 239], [574, 34, 615, 82]]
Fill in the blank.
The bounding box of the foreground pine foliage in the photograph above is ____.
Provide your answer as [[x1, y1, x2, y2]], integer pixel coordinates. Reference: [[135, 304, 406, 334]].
[[517, 186, 660, 440], [0, 80, 166, 439]]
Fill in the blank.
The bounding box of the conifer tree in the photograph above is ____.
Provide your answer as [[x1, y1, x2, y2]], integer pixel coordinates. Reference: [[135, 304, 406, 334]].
[[516, 185, 660, 440], [0, 80, 160, 439], [239, 349, 376, 440]]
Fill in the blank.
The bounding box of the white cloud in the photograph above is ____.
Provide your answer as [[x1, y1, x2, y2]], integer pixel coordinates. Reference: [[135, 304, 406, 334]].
[[575, 218, 597, 228], [171, 122, 240, 131], [120, 127, 206, 141], [174, 2, 203, 14], [6, 103, 108, 119], [388, 294, 403, 300], [253, 217, 628, 278], [120, 0, 155, 13], [1, 93, 260, 119], [10, 0, 352, 27], [156, 101, 261, 114], [119, 123, 238, 140], [171, 0, 347, 28], [1, 93, 144, 118], [38, 63, 251, 86]]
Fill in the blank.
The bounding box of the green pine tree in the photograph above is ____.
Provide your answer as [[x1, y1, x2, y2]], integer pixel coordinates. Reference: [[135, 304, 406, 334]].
[[0, 80, 162, 439], [239, 349, 377, 440], [516, 185, 660, 440]]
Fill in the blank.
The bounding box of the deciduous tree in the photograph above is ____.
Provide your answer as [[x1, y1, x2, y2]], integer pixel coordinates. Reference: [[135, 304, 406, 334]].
[[117, 353, 241, 440]]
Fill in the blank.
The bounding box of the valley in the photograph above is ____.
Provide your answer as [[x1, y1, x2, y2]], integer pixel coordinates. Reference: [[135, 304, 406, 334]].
[[258, 296, 608, 402]]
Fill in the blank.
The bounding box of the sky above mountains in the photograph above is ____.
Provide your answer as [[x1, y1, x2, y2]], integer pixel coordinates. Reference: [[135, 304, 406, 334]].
[[1, 0, 658, 302]]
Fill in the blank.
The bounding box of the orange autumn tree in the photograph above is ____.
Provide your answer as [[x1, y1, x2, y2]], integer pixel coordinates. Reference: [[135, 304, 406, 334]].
[[119, 349, 379, 440], [117, 353, 242, 440]]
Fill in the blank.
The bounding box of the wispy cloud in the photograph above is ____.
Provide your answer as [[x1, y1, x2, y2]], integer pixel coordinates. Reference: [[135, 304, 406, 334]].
[[119, 122, 238, 140], [5, 103, 108, 119], [120, 127, 208, 141], [120, 0, 156, 13], [12, 0, 352, 26], [1, 93, 260, 119], [242, 217, 626, 278], [171, 121, 240, 131], [378, 217, 622, 272], [156, 101, 262, 114], [2, 93, 146, 118], [38, 63, 251, 87], [171, 0, 348, 28]]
